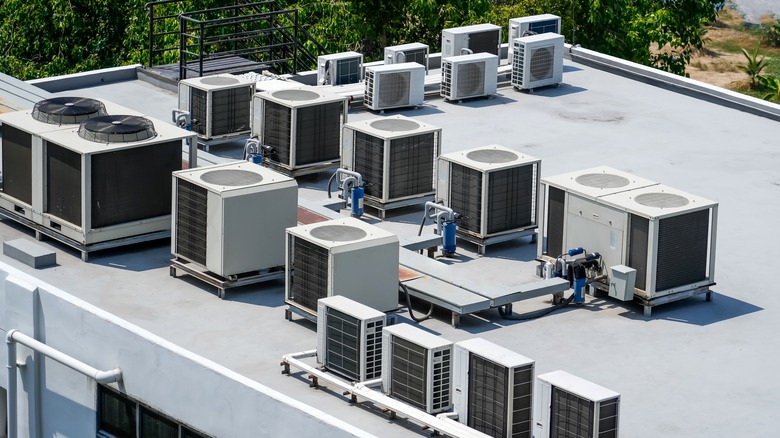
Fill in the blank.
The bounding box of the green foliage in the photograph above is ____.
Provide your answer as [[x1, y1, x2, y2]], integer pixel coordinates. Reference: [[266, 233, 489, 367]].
[[739, 47, 769, 87], [758, 75, 780, 102], [762, 20, 780, 48]]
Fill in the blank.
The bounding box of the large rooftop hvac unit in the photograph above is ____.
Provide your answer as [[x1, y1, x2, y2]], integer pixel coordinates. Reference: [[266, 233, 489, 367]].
[[252, 87, 348, 174], [441, 53, 499, 101], [171, 161, 297, 278], [317, 52, 364, 85], [285, 217, 399, 317], [441, 24, 502, 59], [508, 14, 561, 59], [381, 323, 452, 414], [341, 115, 441, 211], [177, 74, 255, 140], [384, 42, 430, 73], [535, 371, 620, 438], [364, 62, 425, 112], [452, 338, 535, 438], [511, 33, 564, 91], [437, 145, 541, 243], [316, 295, 386, 383]]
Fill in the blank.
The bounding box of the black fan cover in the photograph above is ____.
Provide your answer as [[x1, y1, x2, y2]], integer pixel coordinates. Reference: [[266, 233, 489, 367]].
[[78, 115, 157, 143], [31, 97, 108, 125]]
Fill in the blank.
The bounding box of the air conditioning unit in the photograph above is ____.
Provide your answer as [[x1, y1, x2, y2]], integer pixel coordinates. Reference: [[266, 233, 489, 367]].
[[437, 145, 541, 240], [36, 114, 192, 247], [441, 24, 502, 59], [364, 62, 425, 111], [381, 323, 452, 414], [342, 115, 442, 207], [171, 161, 298, 277], [384, 42, 430, 73], [178, 74, 255, 140], [511, 33, 564, 91], [508, 14, 561, 59], [316, 295, 386, 383], [285, 217, 399, 316], [252, 87, 348, 174], [535, 371, 620, 438], [441, 53, 499, 101], [452, 338, 535, 438], [317, 52, 364, 85]]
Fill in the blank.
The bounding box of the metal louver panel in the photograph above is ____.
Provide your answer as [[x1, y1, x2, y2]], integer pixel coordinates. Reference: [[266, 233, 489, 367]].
[[289, 236, 329, 312], [597, 397, 619, 438], [530, 46, 554, 81], [1, 124, 33, 204], [656, 209, 709, 291], [190, 88, 208, 136], [512, 364, 534, 438], [354, 132, 385, 199], [388, 133, 436, 200], [175, 179, 208, 266], [295, 102, 342, 166], [546, 187, 565, 257], [365, 70, 376, 108], [468, 30, 500, 56], [325, 308, 361, 381], [364, 319, 383, 380], [431, 347, 451, 413], [551, 387, 595, 438], [487, 164, 535, 235], [390, 336, 428, 410], [335, 58, 361, 85], [628, 214, 649, 290], [210, 87, 252, 136], [468, 355, 509, 438], [441, 61, 453, 98], [457, 62, 486, 98], [46, 142, 82, 226], [378, 71, 411, 108], [262, 100, 292, 165], [450, 163, 482, 234], [512, 41, 526, 86]]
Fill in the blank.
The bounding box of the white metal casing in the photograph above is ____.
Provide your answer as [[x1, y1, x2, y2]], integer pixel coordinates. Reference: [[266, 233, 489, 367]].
[[535, 370, 620, 438], [437, 144, 541, 239], [342, 115, 442, 204], [316, 295, 386, 382], [285, 217, 399, 315], [441, 24, 502, 59], [317, 52, 364, 85], [453, 338, 535, 438], [511, 33, 565, 90], [177, 74, 256, 140], [441, 53, 499, 101], [171, 161, 298, 277], [384, 42, 430, 73], [508, 14, 562, 59], [364, 62, 425, 111], [381, 323, 453, 414]]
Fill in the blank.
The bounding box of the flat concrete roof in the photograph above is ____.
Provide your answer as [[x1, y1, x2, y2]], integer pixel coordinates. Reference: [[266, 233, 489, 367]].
[[1, 52, 779, 437]]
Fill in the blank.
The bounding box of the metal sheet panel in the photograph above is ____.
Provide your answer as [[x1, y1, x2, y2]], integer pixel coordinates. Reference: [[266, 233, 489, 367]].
[[628, 214, 649, 291], [655, 209, 709, 292]]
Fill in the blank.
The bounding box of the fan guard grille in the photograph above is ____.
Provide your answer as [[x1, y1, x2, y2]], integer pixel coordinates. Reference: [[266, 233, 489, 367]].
[[32, 97, 108, 125], [78, 115, 157, 143], [310, 225, 367, 242]]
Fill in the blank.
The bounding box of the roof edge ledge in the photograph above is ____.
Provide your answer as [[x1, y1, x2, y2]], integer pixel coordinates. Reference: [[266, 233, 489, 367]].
[[27, 64, 142, 93]]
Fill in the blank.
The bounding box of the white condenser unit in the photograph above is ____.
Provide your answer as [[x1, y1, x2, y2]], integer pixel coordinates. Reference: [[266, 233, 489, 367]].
[[511, 33, 564, 91], [452, 338, 535, 438], [364, 62, 425, 111], [285, 217, 399, 316], [384, 42, 430, 73], [381, 323, 452, 414], [317, 52, 364, 85], [437, 145, 541, 240], [252, 87, 348, 173], [178, 74, 255, 140], [441, 24, 502, 59], [535, 371, 620, 438], [508, 14, 561, 59], [171, 161, 297, 278], [316, 295, 386, 383], [342, 115, 441, 207], [441, 53, 499, 101]]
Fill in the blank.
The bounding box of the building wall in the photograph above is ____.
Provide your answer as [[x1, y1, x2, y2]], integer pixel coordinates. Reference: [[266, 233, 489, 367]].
[[0, 262, 373, 438]]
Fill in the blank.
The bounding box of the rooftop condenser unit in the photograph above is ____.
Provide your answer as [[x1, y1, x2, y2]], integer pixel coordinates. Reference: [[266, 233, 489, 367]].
[[535, 370, 620, 438], [252, 87, 348, 175], [317, 52, 364, 85], [178, 74, 255, 140], [171, 161, 297, 278], [364, 62, 425, 112], [452, 338, 535, 438], [508, 14, 561, 59], [441, 53, 499, 101], [381, 323, 452, 414], [341, 115, 441, 212], [285, 217, 399, 317], [316, 295, 386, 383], [384, 42, 430, 73], [441, 24, 502, 59], [511, 33, 564, 91]]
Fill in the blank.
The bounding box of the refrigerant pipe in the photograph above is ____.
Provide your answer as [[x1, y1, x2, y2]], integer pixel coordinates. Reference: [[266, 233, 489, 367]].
[[327, 169, 364, 217]]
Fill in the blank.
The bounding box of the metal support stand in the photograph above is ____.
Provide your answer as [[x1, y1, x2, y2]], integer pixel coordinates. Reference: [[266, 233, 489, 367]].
[[169, 258, 284, 299]]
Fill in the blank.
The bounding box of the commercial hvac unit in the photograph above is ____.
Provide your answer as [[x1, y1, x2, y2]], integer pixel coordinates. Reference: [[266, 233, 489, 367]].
[[452, 338, 535, 438], [384, 42, 430, 73], [285, 217, 399, 317], [535, 371, 620, 438], [171, 161, 297, 278], [252, 87, 348, 174], [341, 115, 441, 213], [317, 52, 364, 85], [316, 295, 386, 383], [441, 24, 502, 59], [507, 14, 561, 59], [177, 74, 255, 140], [511, 33, 565, 91], [364, 62, 425, 111], [381, 323, 452, 414], [441, 52, 499, 101], [437, 145, 541, 246]]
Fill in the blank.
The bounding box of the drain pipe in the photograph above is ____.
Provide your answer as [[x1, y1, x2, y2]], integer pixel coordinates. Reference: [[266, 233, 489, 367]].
[[6, 330, 122, 438]]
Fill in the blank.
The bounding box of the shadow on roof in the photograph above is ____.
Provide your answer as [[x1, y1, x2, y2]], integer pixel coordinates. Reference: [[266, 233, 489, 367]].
[[617, 291, 763, 326]]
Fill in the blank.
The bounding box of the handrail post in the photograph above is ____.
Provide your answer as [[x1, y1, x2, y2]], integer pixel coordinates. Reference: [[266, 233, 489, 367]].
[[293, 10, 298, 74], [199, 20, 205, 78], [148, 4, 155, 68], [179, 15, 186, 80]]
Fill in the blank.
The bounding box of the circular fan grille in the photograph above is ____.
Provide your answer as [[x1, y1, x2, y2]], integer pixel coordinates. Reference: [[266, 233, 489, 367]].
[[377, 72, 410, 108], [200, 76, 240, 86], [78, 115, 157, 143], [456, 62, 486, 97], [200, 169, 263, 186], [31, 97, 108, 125], [370, 118, 419, 132], [272, 89, 320, 101], [575, 173, 630, 189], [634, 192, 689, 208], [466, 149, 518, 164], [309, 225, 367, 242], [530, 47, 554, 81]]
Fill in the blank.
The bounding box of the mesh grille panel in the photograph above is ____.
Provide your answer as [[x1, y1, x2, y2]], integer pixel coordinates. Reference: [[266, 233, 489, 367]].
[[365, 319, 383, 380], [529, 47, 554, 81], [487, 163, 536, 235], [290, 236, 329, 312], [209, 87, 252, 136], [295, 102, 342, 165], [551, 387, 595, 438], [335, 58, 361, 85], [190, 88, 208, 136], [450, 163, 482, 234], [597, 397, 619, 438], [467, 355, 509, 438], [46, 142, 82, 226], [656, 209, 709, 291], [325, 308, 361, 381], [441, 60, 453, 98], [388, 133, 437, 200], [512, 365, 534, 438], [354, 132, 385, 199], [78, 115, 156, 143], [546, 187, 565, 257], [262, 100, 292, 165], [32, 97, 108, 125], [175, 179, 208, 266], [628, 214, 649, 290], [1, 124, 33, 204], [469, 29, 500, 56], [377, 71, 411, 108], [431, 348, 451, 412], [390, 336, 428, 410], [512, 41, 526, 85], [456, 62, 486, 98], [528, 20, 559, 34]]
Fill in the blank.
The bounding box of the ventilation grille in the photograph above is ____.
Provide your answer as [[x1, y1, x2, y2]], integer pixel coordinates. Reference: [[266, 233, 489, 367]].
[[262, 100, 292, 165], [354, 132, 385, 199], [175, 179, 208, 266], [191, 87, 209, 136], [324, 309, 384, 382], [529, 46, 555, 81], [289, 236, 329, 312], [551, 387, 595, 438], [295, 102, 343, 166], [335, 58, 361, 85], [528, 20, 559, 34], [45, 142, 82, 226], [431, 347, 451, 413], [211, 87, 252, 136], [655, 209, 709, 292], [512, 41, 526, 85], [364, 319, 383, 380], [456, 61, 486, 98], [390, 336, 429, 411], [1, 124, 33, 204], [628, 214, 649, 290], [379, 71, 411, 108], [388, 133, 436, 200], [512, 364, 534, 438], [597, 397, 619, 438], [546, 186, 566, 258], [394, 48, 428, 68], [441, 60, 453, 98], [450, 163, 483, 234], [32, 97, 108, 125], [468, 357, 533, 438], [78, 115, 156, 143], [487, 163, 536, 235]]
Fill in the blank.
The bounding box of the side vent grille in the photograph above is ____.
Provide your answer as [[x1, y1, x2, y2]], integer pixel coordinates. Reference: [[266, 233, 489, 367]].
[[431, 347, 451, 413], [628, 214, 649, 290], [390, 336, 429, 411], [365, 70, 376, 108], [487, 163, 536, 235], [210, 87, 252, 136], [551, 387, 596, 437], [190, 88, 209, 136], [598, 397, 620, 438], [546, 186, 565, 258], [324, 308, 362, 381], [46, 142, 82, 226], [289, 236, 329, 312], [468, 355, 508, 437], [512, 364, 534, 437], [450, 163, 483, 234], [512, 41, 526, 85], [175, 179, 208, 266], [294, 102, 343, 166], [388, 133, 436, 199], [262, 100, 292, 165], [655, 209, 709, 291], [365, 319, 383, 380], [354, 132, 385, 199], [1, 124, 33, 205], [441, 61, 453, 98]]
